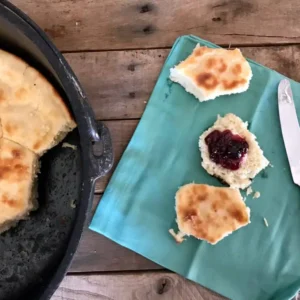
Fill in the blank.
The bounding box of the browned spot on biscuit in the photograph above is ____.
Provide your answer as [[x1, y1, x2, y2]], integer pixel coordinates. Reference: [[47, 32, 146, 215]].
[[187, 195, 194, 205], [218, 190, 229, 201], [1, 195, 18, 208], [0, 166, 11, 179], [0, 89, 6, 103], [0, 159, 28, 180], [210, 237, 217, 244], [199, 185, 208, 193], [218, 59, 227, 73], [212, 202, 219, 212], [12, 149, 22, 159], [1, 193, 24, 210], [183, 208, 197, 221], [212, 204, 217, 212], [192, 185, 197, 194], [222, 79, 246, 90], [197, 193, 208, 202], [206, 58, 227, 73], [14, 163, 27, 171], [229, 208, 247, 223], [4, 123, 18, 135], [232, 63, 242, 75], [191, 225, 207, 239], [33, 141, 41, 151], [15, 87, 27, 99], [206, 57, 216, 68], [200, 232, 208, 240], [5, 124, 12, 134], [4, 71, 14, 80], [196, 73, 219, 90]]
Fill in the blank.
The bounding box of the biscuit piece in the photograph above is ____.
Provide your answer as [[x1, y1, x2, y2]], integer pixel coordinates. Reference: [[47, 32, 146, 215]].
[[170, 44, 252, 101], [199, 114, 269, 189], [0, 138, 38, 233], [175, 183, 250, 244], [0, 49, 76, 155]]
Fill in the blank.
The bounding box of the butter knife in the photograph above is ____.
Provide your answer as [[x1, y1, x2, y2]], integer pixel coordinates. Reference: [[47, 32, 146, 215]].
[[278, 79, 300, 186]]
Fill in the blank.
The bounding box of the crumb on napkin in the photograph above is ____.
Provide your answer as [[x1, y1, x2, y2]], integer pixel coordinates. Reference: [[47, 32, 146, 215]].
[[246, 186, 253, 196], [169, 229, 186, 244], [253, 191, 260, 199]]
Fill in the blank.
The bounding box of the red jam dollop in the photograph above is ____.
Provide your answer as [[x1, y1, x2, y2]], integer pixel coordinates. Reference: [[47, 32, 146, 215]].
[[205, 130, 249, 170]]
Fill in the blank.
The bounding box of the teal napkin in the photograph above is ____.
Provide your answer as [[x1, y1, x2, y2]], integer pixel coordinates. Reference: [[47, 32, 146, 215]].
[[90, 35, 300, 300]]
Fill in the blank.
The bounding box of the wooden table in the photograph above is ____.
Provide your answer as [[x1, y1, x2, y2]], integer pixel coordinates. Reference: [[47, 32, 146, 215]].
[[11, 1, 300, 299]]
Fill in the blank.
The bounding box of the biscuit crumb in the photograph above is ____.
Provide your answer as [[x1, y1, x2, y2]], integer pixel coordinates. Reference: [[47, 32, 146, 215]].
[[70, 199, 77, 209], [169, 229, 185, 244], [263, 217, 269, 227], [253, 191, 260, 199], [62, 143, 77, 150], [246, 186, 253, 196]]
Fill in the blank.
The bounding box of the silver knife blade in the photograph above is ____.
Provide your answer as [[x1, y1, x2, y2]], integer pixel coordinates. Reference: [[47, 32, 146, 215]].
[[278, 79, 300, 186]]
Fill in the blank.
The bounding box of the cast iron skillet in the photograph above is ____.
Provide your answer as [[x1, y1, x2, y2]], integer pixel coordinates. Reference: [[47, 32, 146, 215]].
[[0, 1, 113, 299]]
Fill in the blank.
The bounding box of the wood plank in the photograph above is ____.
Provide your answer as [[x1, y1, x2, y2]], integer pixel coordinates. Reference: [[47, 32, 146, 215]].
[[53, 271, 226, 300], [64, 45, 300, 121], [94, 120, 138, 194], [70, 195, 160, 272], [12, 0, 300, 51], [64, 50, 167, 121]]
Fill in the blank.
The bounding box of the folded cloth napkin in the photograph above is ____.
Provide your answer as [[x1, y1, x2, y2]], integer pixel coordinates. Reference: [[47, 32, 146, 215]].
[[90, 35, 300, 300]]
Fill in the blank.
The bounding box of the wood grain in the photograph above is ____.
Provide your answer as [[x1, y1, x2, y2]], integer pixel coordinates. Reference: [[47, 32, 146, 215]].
[[53, 271, 226, 300], [93, 120, 138, 193], [70, 195, 160, 272], [64, 50, 167, 121], [12, 0, 300, 51], [64, 45, 300, 121]]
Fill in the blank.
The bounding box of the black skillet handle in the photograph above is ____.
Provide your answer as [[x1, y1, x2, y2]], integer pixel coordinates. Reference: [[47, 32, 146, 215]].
[[70, 74, 113, 180], [90, 120, 114, 180]]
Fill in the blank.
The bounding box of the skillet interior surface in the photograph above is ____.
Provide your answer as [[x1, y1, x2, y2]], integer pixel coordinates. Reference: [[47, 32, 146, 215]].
[[0, 3, 88, 300], [0, 132, 81, 300]]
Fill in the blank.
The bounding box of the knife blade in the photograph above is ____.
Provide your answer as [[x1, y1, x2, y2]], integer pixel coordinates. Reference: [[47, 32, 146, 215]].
[[278, 79, 300, 186]]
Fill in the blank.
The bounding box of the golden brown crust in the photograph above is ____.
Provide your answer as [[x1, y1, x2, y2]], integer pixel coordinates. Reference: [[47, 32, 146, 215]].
[[175, 184, 250, 244], [175, 45, 252, 100], [196, 73, 219, 90], [0, 139, 38, 231]]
